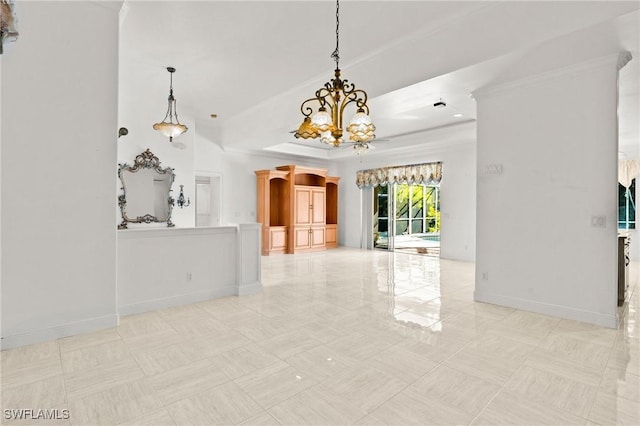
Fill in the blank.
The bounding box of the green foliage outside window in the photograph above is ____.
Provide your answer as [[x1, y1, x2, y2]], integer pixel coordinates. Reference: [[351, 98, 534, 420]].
[[394, 184, 440, 234]]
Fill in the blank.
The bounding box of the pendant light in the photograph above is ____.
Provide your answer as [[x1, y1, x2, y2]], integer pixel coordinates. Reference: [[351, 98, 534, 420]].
[[153, 67, 188, 142]]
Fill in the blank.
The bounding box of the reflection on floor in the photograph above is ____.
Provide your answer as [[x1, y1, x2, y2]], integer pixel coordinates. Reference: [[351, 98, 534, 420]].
[[1, 248, 638, 425], [375, 233, 441, 256]]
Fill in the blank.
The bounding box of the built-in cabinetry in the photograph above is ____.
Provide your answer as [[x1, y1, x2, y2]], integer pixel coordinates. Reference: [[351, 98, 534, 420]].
[[325, 177, 339, 248], [256, 165, 339, 255]]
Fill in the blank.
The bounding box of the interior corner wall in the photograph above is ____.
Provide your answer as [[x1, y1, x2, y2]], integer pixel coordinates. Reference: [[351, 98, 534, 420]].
[[1, 2, 120, 348], [474, 60, 620, 328], [194, 125, 332, 226], [337, 141, 477, 262]]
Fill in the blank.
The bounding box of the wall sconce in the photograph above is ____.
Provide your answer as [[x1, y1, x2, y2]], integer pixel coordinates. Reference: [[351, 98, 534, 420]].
[[177, 185, 190, 208]]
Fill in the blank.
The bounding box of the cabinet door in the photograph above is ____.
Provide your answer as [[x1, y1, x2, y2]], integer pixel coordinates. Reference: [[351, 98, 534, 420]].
[[311, 189, 326, 225], [295, 188, 311, 226], [294, 227, 311, 249], [325, 224, 337, 246], [311, 227, 325, 248], [269, 227, 287, 251]]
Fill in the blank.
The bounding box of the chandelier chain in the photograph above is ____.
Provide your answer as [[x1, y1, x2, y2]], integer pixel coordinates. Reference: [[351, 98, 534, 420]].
[[331, 0, 340, 68]]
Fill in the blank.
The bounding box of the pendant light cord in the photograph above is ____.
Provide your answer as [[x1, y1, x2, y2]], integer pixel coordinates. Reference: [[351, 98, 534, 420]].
[[331, 0, 340, 69]]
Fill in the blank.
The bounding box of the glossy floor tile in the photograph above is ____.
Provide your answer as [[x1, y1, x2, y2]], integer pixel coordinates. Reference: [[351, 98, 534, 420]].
[[1, 248, 638, 425]]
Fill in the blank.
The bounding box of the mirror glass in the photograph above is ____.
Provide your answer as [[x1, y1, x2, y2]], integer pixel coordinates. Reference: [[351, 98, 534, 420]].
[[118, 149, 175, 229]]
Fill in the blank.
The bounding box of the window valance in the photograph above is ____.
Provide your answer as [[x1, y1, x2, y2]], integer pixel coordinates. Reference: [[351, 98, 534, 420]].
[[356, 162, 442, 188], [619, 159, 639, 188]]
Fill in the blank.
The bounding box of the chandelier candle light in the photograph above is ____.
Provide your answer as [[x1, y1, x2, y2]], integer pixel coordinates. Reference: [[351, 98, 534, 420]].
[[295, 0, 375, 150], [153, 67, 188, 142]]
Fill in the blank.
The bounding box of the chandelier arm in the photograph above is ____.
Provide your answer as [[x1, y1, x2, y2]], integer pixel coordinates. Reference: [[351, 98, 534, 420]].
[[316, 86, 333, 97], [315, 87, 335, 108], [342, 82, 371, 111], [299, 97, 323, 117], [341, 79, 356, 94], [339, 90, 370, 118], [354, 93, 370, 114], [321, 81, 336, 95], [350, 88, 370, 113]]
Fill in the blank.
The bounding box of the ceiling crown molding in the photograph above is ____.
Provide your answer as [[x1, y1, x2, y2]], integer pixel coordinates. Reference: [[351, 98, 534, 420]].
[[473, 52, 625, 101]]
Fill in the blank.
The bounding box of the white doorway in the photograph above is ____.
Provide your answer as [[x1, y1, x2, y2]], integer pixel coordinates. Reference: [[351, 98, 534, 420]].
[[195, 173, 221, 227]]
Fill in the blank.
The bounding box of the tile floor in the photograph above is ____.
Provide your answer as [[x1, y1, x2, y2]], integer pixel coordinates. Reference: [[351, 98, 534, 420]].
[[1, 248, 639, 425]]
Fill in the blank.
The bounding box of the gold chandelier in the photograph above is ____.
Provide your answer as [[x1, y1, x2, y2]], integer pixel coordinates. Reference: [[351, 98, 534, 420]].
[[153, 67, 188, 142], [294, 0, 375, 149]]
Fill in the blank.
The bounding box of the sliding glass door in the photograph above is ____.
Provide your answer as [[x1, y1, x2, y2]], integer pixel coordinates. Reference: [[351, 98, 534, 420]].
[[374, 183, 441, 255]]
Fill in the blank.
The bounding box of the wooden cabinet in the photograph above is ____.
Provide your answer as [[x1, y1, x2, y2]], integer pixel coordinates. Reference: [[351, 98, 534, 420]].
[[256, 165, 339, 255], [294, 187, 311, 225], [255, 170, 289, 255], [294, 186, 325, 226], [294, 226, 325, 250], [269, 226, 287, 253], [325, 224, 337, 248], [325, 177, 339, 248]]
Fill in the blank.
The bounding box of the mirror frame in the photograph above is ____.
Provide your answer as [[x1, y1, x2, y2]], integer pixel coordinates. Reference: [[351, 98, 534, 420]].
[[118, 149, 175, 229]]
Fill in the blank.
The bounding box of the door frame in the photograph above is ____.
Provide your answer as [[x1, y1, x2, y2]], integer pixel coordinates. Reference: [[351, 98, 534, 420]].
[[195, 171, 222, 227]]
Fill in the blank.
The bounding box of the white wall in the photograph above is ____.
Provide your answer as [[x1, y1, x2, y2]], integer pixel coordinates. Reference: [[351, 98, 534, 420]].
[[336, 137, 477, 262], [1, 2, 121, 349], [117, 73, 196, 228], [474, 55, 621, 328], [118, 227, 238, 315], [194, 122, 332, 226]]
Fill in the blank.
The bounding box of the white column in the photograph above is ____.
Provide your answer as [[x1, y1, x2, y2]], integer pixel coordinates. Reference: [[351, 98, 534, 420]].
[[1, 1, 122, 348], [473, 54, 625, 328], [237, 223, 262, 295]]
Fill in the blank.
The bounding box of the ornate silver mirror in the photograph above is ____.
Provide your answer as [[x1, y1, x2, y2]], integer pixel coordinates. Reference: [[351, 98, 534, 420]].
[[118, 149, 175, 229]]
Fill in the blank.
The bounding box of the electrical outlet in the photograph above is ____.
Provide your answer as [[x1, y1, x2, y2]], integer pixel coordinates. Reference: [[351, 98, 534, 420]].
[[186, 272, 192, 281], [482, 272, 488, 280]]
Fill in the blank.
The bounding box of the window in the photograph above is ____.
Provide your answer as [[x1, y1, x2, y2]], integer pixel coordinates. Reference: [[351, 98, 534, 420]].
[[619, 178, 636, 229], [375, 185, 389, 234], [375, 183, 440, 237]]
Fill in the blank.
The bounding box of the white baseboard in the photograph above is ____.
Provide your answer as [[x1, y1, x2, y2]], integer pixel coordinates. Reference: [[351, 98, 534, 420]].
[[237, 281, 262, 296], [118, 287, 237, 317], [1, 314, 118, 350], [474, 290, 618, 329]]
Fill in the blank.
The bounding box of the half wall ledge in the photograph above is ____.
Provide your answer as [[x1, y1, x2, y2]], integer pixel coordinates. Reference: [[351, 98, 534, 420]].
[[117, 224, 262, 316]]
